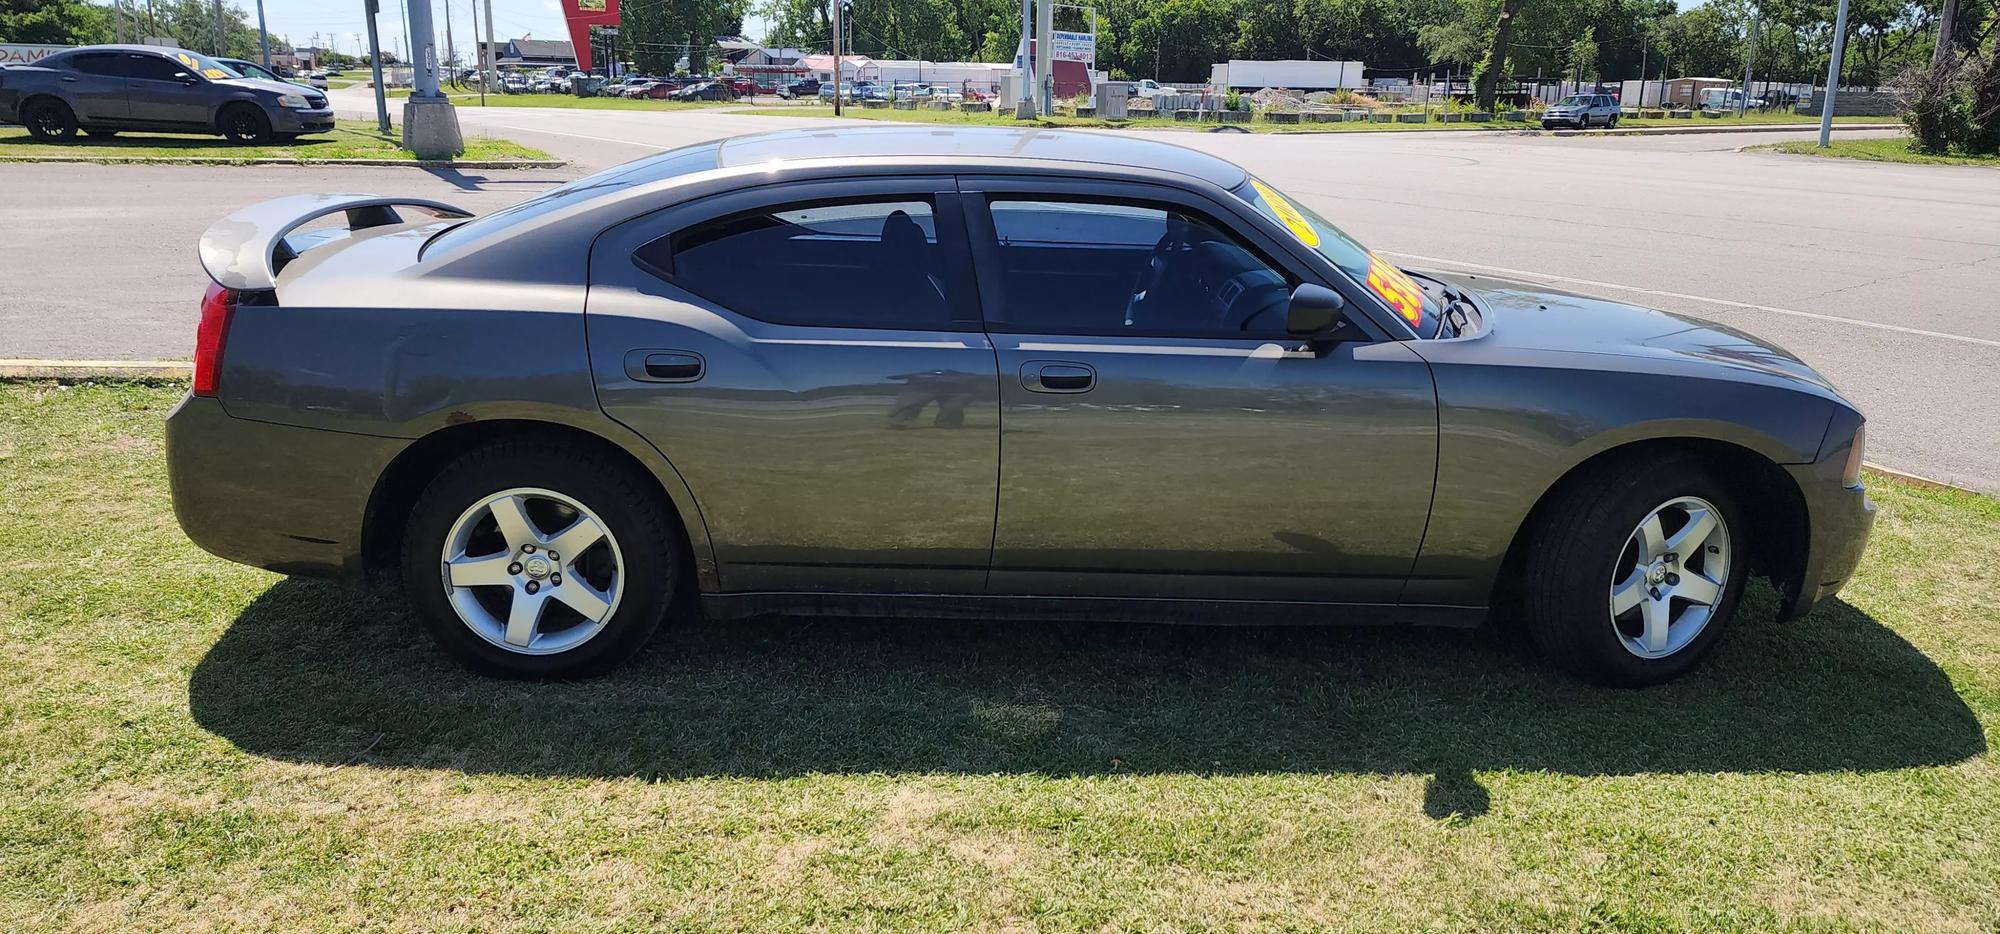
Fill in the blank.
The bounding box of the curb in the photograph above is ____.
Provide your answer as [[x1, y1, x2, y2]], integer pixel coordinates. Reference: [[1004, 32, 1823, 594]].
[[0, 156, 568, 168], [0, 359, 191, 378], [1546, 122, 1899, 138]]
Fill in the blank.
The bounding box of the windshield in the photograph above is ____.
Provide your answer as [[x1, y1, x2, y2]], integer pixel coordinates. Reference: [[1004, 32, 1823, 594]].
[[1556, 95, 1592, 107], [1234, 177, 1440, 336], [225, 59, 279, 81], [167, 49, 240, 80]]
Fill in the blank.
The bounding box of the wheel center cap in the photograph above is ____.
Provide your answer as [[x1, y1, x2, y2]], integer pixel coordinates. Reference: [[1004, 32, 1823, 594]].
[[1647, 562, 1667, 584], [523, 556, 552, 580]]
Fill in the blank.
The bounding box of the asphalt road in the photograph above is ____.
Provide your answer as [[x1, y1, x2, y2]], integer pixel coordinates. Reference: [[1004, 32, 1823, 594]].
[[4, 101, 1995, 491]]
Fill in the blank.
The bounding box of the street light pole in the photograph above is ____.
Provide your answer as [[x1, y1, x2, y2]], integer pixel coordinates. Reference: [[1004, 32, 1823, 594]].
[[1817, 0, 1850, 147], [255, 0, 271, 69], [1739, 10, 1757, 117], [364, 0, 391, 133], [832, 0, 843, 116]]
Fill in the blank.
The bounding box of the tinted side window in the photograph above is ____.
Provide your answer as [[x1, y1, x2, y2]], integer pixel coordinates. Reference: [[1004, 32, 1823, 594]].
[[647, 199, 960, 330], [983, 198, 1294, 336], [69, 52, 126, 77], [127, 55, 192, 82]]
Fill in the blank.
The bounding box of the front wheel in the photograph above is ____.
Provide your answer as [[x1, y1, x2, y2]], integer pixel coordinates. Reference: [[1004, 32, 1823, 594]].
[[401, 440, 683, 678], [1607, 114, 1620, 129], [218, 104, 272, 144], [1521, 452, 1750, 686]]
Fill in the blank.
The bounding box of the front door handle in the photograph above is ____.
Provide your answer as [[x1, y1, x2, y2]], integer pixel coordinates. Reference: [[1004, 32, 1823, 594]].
[[623, 350, 704, 383], [1022, 361, 1095, 394]]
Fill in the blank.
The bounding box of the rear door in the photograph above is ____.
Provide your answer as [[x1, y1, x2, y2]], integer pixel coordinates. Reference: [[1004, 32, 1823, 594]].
[[124, 52, 213, 127], [961, 175, 1439, 604], [586, 176, 1001, 594], [59, 51, 129, 122]]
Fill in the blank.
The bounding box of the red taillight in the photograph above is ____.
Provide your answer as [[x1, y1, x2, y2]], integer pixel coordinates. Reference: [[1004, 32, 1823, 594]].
[[193, 281, 236, 398]]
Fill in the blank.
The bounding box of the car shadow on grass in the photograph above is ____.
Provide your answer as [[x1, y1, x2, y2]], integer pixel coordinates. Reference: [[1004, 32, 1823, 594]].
[[189, 578, 1983, 818]]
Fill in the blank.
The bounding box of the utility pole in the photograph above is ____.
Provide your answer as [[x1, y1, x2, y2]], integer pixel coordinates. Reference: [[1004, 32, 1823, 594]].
[[113, 0, 125, 43], [401, 0, 463, 157], [1015, 0, 1034, 116], [1739, 10, 1757, 116], [211, 0, 226, 56], [1931, 0, 1960, 69], [482, 0, 497, 103], [1036, 0, 1053, 114], [443, 0, 456, 87], [255, 0, 272, 68], [471, 0, 484, 102], [832, 0, 844, 116], [365, 0, 391, 132], [1817, 0, 1850, 147], [399, 0, 411, 65]]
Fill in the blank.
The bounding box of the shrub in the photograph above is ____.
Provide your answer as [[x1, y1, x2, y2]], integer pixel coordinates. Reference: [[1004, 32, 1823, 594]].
[[1224, 89, 1244, 111], [1895, 61, 1969, 154]]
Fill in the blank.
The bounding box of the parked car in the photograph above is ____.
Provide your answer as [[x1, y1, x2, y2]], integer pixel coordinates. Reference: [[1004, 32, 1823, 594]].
[[671, 81, 737, 101], [218, 57, 325, 91], [636, 81, 683, 99], [1541, 93, 1621, 129], [817, 82, 854, 103], [0, 44, 333, 143], [776, 78, 819, 99], [724, 77, 758, 97], [172, 127, 1872, 685]]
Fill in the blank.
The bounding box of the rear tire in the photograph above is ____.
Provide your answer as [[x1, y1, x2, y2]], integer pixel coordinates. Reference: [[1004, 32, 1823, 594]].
[[22, 98, 77, 141], [401, 440, 682, 679], [218, 104, 272, 144], [1521, 451, 1750, 686]]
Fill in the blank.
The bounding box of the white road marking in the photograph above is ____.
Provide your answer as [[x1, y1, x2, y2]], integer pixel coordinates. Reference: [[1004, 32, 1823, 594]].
[[1382, 250, 2000, 349]]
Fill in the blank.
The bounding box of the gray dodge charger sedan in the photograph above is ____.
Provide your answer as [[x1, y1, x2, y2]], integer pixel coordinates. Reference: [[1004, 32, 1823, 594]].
[[166, 127, 1873, 685]]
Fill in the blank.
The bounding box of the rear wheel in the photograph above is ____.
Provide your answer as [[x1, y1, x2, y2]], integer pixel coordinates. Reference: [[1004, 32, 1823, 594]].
[[1521, 452, 1750, 686], [218, 104, 272, 144], [401, 441, 682, 678], [1608, 114, 1620, 129], [22, 98, 77, 141]]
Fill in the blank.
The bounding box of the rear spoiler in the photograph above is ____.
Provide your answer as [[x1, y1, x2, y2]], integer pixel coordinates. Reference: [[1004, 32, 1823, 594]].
[[197, 193, 472, 291]]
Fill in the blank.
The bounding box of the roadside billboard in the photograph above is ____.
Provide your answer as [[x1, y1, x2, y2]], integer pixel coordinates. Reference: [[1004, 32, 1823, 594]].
[[0, 44, 70, 66], [1051, 31, 1094, 64]]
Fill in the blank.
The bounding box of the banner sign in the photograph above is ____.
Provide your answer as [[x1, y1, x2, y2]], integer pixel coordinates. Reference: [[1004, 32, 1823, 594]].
[[1050, 31, 1094, 64], [560, 0, 621, 73], [0, 44, 70, 66]]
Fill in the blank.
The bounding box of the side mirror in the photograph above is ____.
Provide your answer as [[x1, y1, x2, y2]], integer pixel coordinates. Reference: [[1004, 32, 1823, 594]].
[[1285, 283, 1347, 338]]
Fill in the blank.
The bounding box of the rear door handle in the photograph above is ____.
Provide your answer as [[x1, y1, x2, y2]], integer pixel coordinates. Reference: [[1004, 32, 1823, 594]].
[[1022, 361, 1095, 394], [623, 350, 704, 383]]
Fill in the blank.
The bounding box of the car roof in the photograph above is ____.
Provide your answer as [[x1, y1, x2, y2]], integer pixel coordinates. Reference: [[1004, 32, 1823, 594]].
[[710, 126, 1248, 189]]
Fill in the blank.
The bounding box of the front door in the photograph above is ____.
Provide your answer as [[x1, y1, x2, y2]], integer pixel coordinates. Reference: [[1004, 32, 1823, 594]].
[[962, 177, 1438, 604], [124, 52, 213, 127], [586, 177, 1000, 593]]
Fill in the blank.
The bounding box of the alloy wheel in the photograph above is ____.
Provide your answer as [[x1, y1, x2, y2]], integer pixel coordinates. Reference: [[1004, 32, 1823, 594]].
[[1608, 495, 1730, 659], [440, 487, 625, 656]]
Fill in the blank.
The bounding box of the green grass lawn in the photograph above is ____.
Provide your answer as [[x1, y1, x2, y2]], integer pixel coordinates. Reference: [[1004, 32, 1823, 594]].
[[1761, 136, 2000, 166], [736, 105, 1897, 135], [2, 380, 1995, 931], [0, 119, 552, 163]]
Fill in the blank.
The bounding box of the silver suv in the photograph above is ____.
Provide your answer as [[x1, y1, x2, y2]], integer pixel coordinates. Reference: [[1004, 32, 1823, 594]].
[[1542, 93, 1621, 129]]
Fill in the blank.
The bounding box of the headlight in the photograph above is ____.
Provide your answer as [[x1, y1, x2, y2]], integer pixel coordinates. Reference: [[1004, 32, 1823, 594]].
[[275, 93, 308, 109], [1842, 422, 1866, 486]]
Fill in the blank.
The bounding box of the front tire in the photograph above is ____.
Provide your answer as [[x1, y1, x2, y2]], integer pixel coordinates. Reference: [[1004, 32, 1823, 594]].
[[218, 104, 273, 144], [1521, 452, 1750, 686], [401, 440, 682, 678], [22, 98, 78, 141]]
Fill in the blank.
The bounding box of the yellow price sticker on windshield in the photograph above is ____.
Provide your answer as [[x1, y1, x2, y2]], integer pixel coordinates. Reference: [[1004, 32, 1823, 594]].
[[201, 68, 228, 79], [1249, 179, 1320, 248], [1366, 252, 1425, 327], [176, 52, 198, 68]]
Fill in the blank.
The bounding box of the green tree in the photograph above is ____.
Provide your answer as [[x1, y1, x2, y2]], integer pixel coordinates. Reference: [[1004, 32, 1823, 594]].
[[1474, 0, 1527, 110], [1567, 23, 1598, 79], [0, 0, 110, 44]]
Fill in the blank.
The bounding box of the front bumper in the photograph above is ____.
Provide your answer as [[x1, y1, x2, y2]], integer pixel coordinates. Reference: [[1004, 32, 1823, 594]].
[[1778, 452, 1876, 621], [272, 106, 336, 134], [166, 394, 407, 580]]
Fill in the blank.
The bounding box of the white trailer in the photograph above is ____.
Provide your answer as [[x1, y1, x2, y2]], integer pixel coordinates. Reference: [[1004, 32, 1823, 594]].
[[1209, 59, 1364, 91]]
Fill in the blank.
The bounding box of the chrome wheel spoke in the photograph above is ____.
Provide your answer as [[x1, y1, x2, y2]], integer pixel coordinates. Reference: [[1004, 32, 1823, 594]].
[[488, 494, 541, 551], [545, 515, 605, 564], [1634, 514, 1667, 562], [1665, 507, 1718, 558], [504, 589, 550, 647], [1675, 571, 1722, 607], [1640, 594, 1672, 654], [1610, 569, 1647, 616], [551, 580, 614, 622], [447, 552, 516, 587]]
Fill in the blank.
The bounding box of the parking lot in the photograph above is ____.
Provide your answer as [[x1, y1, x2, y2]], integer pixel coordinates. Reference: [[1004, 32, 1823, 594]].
[[4, 109, 1993, 491]]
